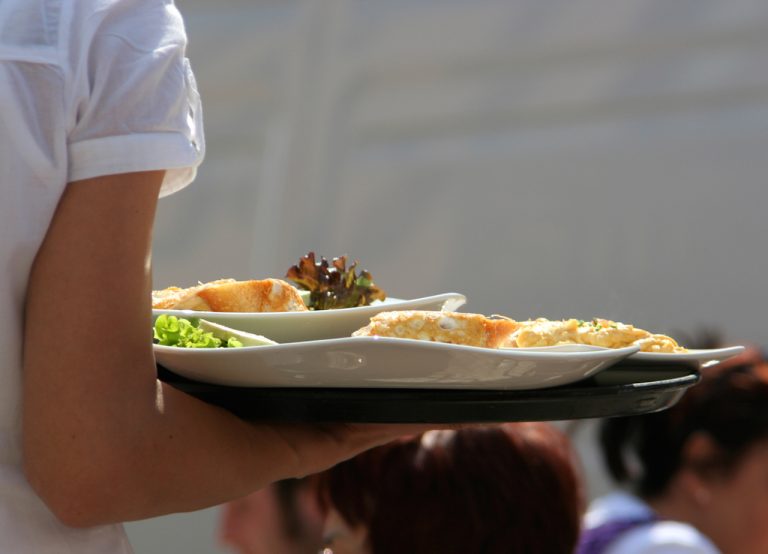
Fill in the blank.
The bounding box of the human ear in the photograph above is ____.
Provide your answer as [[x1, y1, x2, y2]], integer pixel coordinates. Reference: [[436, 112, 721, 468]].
[[678, 432, 722, 506]]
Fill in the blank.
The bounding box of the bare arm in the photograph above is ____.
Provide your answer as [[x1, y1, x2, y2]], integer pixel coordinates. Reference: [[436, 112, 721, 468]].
[[23, 172, 428, 527]]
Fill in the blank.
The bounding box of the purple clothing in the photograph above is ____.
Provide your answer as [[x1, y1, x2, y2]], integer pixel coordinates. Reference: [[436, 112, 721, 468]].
[[576, 515, 658, 554]]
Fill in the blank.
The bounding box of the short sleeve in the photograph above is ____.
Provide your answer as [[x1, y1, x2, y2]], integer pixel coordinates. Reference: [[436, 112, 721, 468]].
[[67, 0, 204, 196]]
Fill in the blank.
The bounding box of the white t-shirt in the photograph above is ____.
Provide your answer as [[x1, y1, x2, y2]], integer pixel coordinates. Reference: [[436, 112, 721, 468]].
[[0, 0, 204, 552], [582, 491, 721, 554]]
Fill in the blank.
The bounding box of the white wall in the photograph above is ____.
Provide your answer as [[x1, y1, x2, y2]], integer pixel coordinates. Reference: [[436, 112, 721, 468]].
[[130, 1, 768, 551], [126, 508, 224, 554]]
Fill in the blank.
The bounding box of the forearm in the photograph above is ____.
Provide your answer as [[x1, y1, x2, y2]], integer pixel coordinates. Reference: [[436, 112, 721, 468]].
[[25, 360, 407, 527], [20, 171, 297, 525], [22, 172, 428, 527], [24, 372, 299, 526], [41, 380, 306, 526]]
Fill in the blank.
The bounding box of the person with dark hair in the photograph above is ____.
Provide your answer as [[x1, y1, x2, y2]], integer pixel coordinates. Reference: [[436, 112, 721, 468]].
[[218, 478, 324, 554], [578, 347, 768, 554], [316, 422, 584, 554]]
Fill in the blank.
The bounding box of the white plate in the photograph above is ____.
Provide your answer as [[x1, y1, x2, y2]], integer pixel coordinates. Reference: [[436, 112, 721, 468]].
[[630, 346, 745, 367], [154, 338, 639, 390], [153, 293, 466, 343]]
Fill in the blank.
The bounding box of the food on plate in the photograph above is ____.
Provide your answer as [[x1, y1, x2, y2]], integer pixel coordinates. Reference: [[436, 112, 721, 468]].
[[286, 251, 386, 310], [154, 315, 240, 348], [503, 317, 686, 353], [151, 252, 384, 314], [152, 278, 308, 313], [153, 315, 277, 348], [352, 311, 686, 353], [352, 310, 519, 349]]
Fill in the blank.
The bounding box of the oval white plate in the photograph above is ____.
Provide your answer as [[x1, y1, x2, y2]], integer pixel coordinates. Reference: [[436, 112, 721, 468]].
[[630, 346, 745, 367], [154, 338, 639, 390], [153, 293, 466, 343]]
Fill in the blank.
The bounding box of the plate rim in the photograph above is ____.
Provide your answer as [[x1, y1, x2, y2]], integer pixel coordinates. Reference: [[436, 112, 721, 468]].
[[629, 345, 745, 362]]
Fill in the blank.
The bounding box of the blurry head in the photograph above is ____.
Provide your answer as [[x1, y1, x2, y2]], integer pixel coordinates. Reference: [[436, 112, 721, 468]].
[[317, 422, 583, 554], [600, 347, 768, 496], [219, 478, 324, 554], [599, 347, 768, 554]]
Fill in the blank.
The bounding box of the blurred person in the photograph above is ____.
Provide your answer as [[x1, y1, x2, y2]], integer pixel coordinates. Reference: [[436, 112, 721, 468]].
[[1, 1, 456, 552], [577, 347, 768, 554], [315, 422, 584, 554], [219, 478, 323, 554]]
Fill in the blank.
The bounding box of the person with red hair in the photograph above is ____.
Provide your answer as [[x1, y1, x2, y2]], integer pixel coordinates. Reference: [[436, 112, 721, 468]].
[[315, 422, 584, 554]]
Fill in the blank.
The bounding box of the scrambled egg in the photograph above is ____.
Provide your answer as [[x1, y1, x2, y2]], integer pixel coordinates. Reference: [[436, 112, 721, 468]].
[[505, 318, 686, 353]]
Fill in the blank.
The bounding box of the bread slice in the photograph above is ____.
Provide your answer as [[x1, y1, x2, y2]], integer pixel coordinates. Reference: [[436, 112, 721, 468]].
[[152, 278, 308, 313], [352, 310, 519, 348]]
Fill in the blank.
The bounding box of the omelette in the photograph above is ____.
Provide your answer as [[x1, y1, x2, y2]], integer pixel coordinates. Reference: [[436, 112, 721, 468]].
[[152, 278, 308, 313], [352, 310, 519, 349]]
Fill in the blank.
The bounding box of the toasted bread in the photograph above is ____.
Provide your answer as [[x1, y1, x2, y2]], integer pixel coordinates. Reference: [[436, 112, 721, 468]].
[[352, 310, 519, 348], [152, 278, 308, 313]]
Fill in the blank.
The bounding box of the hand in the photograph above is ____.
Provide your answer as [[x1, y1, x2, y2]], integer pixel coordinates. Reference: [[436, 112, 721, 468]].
[[265, 422, 465, 478]]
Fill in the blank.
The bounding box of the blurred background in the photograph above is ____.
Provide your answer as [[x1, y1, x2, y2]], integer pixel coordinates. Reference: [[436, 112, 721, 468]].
[[130, 0, 768, 551]]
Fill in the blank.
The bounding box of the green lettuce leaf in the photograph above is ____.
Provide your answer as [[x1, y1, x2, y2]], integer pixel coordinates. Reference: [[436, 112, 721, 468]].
[[153, 314, 224, 348]]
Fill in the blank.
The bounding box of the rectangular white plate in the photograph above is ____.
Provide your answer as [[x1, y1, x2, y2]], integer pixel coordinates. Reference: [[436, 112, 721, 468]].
[[153, 293, 466, 343], [154, 338, 639, 390]]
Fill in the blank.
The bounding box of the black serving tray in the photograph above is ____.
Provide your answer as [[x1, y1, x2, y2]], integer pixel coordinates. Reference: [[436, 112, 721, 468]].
[[157, 359, 699, 423]]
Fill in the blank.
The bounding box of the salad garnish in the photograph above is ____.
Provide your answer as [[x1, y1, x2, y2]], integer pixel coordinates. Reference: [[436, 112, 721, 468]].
[[153, 315, 243, 348], [285, 252, 386, 310]]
